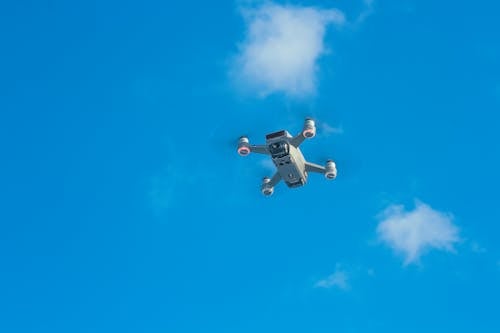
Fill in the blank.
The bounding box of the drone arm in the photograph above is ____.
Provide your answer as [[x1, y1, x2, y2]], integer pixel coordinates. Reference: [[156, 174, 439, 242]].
[[268, 172, 282, 187], [291, 118, 316, 147], [305, 161, 326, 174], [249, 144, 269, 155], [290, 133, 306, 147]]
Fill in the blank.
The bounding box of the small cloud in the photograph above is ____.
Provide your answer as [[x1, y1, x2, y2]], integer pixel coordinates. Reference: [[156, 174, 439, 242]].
[[315, 266, 350, 290], [470, 242, 487, 254], [376, 201, 460, 265], [355, 0, 375, 24], [149, 165, 178, 216], [148, 145, 200, 216], [232, 3, 345, 98], [319, 122, 343, 136]]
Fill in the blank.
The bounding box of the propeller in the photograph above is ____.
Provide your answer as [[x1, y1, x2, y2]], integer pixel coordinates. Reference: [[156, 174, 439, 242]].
[[210, 124, 259, 156], [285, 110, 355, 179], [290, 107, 343, 137], [308, 149, 361, 180]]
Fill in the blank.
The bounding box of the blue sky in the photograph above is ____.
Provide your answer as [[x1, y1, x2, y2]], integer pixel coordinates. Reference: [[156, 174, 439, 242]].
[[1, 0, 500, 332]]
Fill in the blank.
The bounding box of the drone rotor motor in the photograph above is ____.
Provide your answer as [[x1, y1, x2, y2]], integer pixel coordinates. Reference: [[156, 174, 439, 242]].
[[302, 118, 316, 138], [261, 177, 274, 196], [324, 160, 337, 180], [237, 136, 251, 156]]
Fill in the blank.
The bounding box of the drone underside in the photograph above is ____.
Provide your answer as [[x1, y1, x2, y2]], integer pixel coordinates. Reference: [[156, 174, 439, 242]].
[[237, 118, 337, 196]]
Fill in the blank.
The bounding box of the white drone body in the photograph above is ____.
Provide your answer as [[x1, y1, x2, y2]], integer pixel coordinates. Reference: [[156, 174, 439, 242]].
[[237, 118, 337, 196]]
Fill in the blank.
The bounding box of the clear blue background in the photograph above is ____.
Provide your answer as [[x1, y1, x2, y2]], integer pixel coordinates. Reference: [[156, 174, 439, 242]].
[[1, 1, 499, 332]]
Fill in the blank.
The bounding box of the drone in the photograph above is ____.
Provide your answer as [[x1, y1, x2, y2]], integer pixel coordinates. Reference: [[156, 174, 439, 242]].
[[237, 118, 337, 196]]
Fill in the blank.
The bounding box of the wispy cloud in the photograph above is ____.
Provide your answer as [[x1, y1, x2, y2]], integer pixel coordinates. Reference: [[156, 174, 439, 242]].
[[355, 0, 375, 24], [319, 122, 343, 136], [148, 144, 201, 217], [149, 166, 177, 215], [376, 201, 460, 265], [470, 241, 487, 254], [315, 265, 350, 290], [232, 3, 345, 98]]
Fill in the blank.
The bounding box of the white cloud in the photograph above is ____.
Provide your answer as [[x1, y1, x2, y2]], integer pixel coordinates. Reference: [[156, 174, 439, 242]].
[[148, 145, 201, 216], [149, 165, 177, 215], [149, 163, 197, 216], [233, 3, 345, 97], [319, 122, 343, 136], [376, 201, 460, 265], [355, 0, 375, 24], [470, 242, 487, 254], [315, 266, 350, 290]]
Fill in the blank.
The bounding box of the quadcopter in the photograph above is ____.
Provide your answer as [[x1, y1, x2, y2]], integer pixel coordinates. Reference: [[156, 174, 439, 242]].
[[237, 118, 337, 196]]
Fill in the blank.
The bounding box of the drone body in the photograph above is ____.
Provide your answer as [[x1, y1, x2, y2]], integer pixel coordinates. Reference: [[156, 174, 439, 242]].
[[237, 118, 337, 196]]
